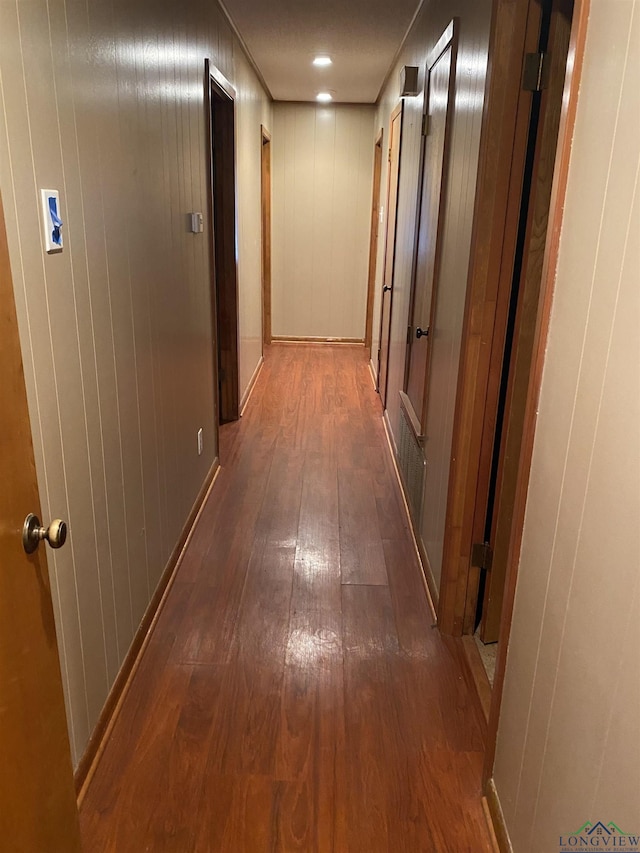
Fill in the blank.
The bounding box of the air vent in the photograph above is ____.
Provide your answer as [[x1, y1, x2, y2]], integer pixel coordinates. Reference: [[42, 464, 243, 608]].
[[398, 405, 426, 523]]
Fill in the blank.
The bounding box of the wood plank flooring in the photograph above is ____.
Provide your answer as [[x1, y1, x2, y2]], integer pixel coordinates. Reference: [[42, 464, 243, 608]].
[[79, 344, 492, 852]]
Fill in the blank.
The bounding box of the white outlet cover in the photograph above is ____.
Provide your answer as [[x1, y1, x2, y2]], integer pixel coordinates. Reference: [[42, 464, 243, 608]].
[[41, 189, 63, 253]]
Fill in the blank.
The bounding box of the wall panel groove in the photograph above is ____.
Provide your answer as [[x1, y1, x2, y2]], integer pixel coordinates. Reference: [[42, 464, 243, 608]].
[[0, 0, 271, 765]]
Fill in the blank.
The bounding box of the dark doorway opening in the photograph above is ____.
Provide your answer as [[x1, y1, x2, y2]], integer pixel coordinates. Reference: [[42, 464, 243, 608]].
[[206, 60, 239, 425]]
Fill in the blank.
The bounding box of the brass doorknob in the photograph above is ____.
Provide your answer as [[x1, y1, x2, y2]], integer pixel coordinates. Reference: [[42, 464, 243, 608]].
[[22, 513, 68, 555]]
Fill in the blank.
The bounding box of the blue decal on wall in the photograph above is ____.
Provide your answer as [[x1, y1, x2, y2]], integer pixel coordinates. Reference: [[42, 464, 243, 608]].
[[48, 195, 63, 246]]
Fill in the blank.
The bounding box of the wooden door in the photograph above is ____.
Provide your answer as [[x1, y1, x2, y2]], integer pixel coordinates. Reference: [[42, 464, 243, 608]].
[[478, 0, 573, 642], [364, 129, 384, 353], [376, 103, 403, 407], [0, 193, 81, 848], [404, 22, 457, 433], [261, 125, 272, 347]]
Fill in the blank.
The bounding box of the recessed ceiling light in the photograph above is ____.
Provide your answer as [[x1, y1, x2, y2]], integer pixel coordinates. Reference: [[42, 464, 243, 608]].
[[313, 56, 332, 67], [316, 92, 333, 103]]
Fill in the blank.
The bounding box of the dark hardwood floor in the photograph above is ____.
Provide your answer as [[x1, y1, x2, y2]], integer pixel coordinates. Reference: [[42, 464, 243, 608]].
[[79, 344, 492, 852]]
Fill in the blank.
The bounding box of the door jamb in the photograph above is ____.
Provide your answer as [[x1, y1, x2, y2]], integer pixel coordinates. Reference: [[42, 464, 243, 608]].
[[482, 0, 589, 787], [205, 59, 239, 429], [261, 125, 272, 347], [437, 0, 546, 637], [376, 101, 404, 405], [364, 128, 384, 353]]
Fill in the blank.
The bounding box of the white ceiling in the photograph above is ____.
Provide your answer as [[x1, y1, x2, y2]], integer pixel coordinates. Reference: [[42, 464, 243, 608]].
[[220, 0, 425, 103]]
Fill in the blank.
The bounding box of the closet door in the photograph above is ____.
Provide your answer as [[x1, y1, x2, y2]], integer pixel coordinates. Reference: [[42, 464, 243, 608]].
[[404, 22, 457, 434]]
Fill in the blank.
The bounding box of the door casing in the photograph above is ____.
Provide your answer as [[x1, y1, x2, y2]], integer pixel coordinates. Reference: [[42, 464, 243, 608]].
[[476, 0, 574, 644], [261, 125, 272, 348], [376, 103, 404, 407], [364, 128, 384, 354], [205, 60, 239, 428]]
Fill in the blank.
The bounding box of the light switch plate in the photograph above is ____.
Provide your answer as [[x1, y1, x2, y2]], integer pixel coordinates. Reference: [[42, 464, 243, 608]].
[[190, 212, 204, 233], [41, 189, 63, 253]]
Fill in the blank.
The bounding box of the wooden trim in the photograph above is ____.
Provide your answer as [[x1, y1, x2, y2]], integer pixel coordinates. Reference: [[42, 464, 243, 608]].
[[461, 635, 491, 722], [261, 125, 272, 346], [476, 0, 574, 644], [204, 60, 221, 452], [75, 459, 221, 803], [206, 60, 240, 424], [271, 336, 364, 345], [208, 62, 236, 100], [437, 0, 542, 636], [483, 0, 590, 786], [239, 355, 264, 416], [426, 17, 456, 68], [481, 798, 501, 853], [483, 779, 513, 853], [377, 101, 404, 405], [364, 128, 384, 352]]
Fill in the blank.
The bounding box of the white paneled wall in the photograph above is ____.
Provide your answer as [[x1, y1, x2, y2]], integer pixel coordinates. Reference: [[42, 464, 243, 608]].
[[272, 103, 375, 340]]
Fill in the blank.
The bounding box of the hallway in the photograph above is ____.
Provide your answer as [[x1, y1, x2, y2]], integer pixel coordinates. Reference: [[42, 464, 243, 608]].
[[78, 344, 492, 852]]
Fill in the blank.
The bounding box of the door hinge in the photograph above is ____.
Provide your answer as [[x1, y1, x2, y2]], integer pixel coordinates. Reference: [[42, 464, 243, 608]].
[[522, 52, 550, 92], [388, 147, 392, 163], [421, 112, 429, 137], [471, 542, 493, 572]]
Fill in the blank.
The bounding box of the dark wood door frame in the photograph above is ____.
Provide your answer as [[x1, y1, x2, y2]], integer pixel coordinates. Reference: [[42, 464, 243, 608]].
[[364, 128, 383, 354], [477, 0, 574, 644], [437, 0, 551, 636], [483, 0, 589, 808], [205, 59, 239, 427], [261, 125, 272, 348]]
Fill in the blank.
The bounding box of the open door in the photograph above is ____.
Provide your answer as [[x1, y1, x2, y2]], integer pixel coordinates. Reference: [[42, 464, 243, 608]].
[[475, 0, 574, 643], [0, 192, 81, 848], [376, 103, 403, 407], [206, 60, 239, 425], [437, 0, 579, 641]]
